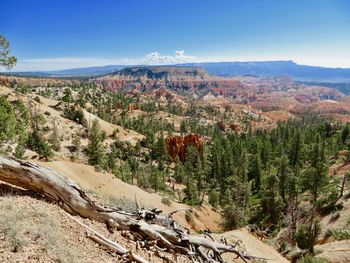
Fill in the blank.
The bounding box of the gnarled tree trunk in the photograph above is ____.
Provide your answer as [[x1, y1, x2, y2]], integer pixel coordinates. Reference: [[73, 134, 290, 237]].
[[0, 154, 261, 262]]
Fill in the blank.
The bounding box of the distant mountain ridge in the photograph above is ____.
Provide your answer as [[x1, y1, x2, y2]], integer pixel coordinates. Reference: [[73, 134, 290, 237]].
[[3, 60, 350, 83], [181, 61, 350, 83]]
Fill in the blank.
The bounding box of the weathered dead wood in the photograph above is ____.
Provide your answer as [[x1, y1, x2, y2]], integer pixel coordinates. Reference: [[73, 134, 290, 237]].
[[0, 154, 263, 262], [129, 251, 150, 263]]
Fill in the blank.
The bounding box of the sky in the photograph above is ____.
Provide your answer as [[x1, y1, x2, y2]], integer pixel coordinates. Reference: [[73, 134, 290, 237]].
[[1, 0, 350, 71]]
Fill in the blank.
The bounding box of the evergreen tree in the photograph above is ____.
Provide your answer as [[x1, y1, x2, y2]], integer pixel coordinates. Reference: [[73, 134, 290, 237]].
[[289, 130, 303, 167], [249, 151, 262, 192], [277, 154, 290, 205], [62, 88, 74, 104], [341, 126, 349, 145], [27, 130, 53, 160], [150, 166, 165, 193], [86, 119, 106, 167], [0, 35, 17, 69], [174, 161, 185, 183], [260, 173, 284, 227], [0, 96, 16, 144]]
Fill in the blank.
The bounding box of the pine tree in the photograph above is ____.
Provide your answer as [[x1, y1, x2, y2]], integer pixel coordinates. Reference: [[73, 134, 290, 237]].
[[49, 119, 61, 151], [121, 160, 132, 183], [27, 130, 53, 161], [249, 151, 262, 192], [301, 137, 329, 252], [86, 119, 106, 167], [277, 154, 290, 205], [0, 35, 17, 69], [62, 88, 74, 105], [260, 173, 284, 226], [232, 149, 250, 227], [150, 166, 165, 193], [174, 161, 185, 183], [341, 126, 349, 145], [289, 130, 303, 167], [0, 96, 16, 144]]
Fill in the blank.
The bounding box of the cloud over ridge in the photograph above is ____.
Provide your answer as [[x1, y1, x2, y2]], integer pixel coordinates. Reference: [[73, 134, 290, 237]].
[[143, 50, 196, 65], [12, 50, 198, 71]]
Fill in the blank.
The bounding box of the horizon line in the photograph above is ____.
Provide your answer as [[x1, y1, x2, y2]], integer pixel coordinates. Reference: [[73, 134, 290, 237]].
[[4, 59, 350, 73]]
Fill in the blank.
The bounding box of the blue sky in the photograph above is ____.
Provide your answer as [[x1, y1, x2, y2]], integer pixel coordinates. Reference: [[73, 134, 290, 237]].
[[1, 0, 350, 71]]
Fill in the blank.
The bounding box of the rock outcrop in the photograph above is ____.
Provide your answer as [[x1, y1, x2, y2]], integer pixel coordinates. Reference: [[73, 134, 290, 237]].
[[165, 134, 203, 161]]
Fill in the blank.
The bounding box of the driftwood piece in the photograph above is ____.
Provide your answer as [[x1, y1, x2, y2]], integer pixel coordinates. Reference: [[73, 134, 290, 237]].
[[0, 154, 264, 262]]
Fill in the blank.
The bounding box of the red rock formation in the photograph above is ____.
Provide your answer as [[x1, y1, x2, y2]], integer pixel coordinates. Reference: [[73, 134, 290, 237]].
[[183, 133, 202, 152], [165, 136, 185, 161], [165, 133, 203, 161], [229, 123, 241, 133]]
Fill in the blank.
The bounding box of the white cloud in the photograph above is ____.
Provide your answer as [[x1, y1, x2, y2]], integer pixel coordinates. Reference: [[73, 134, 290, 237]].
[[7, 50, 198, 71], [142, 50, 196, 65]]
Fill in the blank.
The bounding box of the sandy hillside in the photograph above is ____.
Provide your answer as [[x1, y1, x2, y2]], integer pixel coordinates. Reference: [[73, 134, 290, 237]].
[[320, 192, 350, 235], [36, 160, 222, 232], [315, 240, 350, 263], [83, 109, 144, 145], [0, 85, 144, 151], [213, 228, 289, 263], [0, 191, 288, 263], [320, 161, 350, 234]]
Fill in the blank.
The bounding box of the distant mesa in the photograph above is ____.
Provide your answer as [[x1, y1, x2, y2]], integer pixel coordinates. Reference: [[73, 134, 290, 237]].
[[5, 60, 350, 83], [110, 66, 210, 81]]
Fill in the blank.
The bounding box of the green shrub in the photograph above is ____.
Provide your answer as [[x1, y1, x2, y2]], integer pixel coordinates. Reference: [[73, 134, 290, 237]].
[[14, 142, 26, 159], [106, 197, 138, 212], [295, 222, 321, 251], [326, 228, 350, 240], [0, 198, 75, 261], [63, 106, 86, 126], [27, 131, 54, 160], [208, 190, 220, 208], [34, 96, 41, 103]]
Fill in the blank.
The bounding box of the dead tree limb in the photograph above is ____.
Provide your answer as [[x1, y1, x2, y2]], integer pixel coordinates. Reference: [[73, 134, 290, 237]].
[[0, 155, 263, 262]]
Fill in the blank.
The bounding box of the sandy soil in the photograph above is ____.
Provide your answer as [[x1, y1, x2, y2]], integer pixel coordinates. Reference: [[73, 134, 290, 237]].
[[36, 160, 222, 232], [0, 194, 288, 263], [83, 109, 144, 145], [213, 228, 289, 263], [316, 240, 350, 263], [320, 192, 350, 235]]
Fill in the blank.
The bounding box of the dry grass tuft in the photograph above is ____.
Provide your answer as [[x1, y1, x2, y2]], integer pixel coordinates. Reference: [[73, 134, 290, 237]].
[[0, 197, 76, 262]]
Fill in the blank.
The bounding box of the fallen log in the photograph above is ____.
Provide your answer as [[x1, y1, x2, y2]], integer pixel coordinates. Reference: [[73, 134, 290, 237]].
[[0, 154, 264, 262]]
